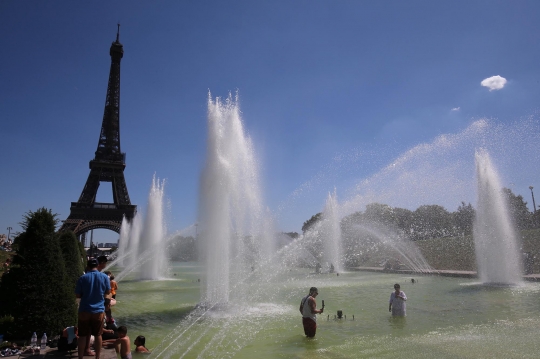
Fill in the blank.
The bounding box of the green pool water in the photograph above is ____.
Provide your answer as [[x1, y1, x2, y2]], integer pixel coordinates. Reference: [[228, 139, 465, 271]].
[[111, 262, 540, 358]]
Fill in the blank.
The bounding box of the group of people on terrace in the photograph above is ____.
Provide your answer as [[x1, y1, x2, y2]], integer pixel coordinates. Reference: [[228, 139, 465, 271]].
[[74, 255, 149, 359], [0, 237, 12, 251]]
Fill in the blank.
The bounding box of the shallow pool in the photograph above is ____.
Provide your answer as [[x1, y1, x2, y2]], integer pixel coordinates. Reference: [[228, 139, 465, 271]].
[[112, 262, 540, 358]]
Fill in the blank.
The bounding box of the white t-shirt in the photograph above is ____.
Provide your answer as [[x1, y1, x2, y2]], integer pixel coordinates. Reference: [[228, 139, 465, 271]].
[[389, 291, 407, 316], [301, 295, 317, 322]]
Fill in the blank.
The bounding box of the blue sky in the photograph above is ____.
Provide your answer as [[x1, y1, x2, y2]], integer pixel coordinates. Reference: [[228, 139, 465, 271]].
[[2, 1, 540, 242]]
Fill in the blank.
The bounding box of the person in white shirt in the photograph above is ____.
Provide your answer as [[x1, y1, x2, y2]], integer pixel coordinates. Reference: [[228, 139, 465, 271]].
[[389, 283, 407, 316]]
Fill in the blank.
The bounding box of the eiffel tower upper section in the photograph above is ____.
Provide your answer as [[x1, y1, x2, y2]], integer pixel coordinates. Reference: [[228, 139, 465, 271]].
[[95, 25, 124, 165], [60, 25, 137, 236]]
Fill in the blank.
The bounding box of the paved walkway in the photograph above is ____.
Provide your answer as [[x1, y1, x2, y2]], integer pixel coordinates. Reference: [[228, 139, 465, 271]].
[[350, 266, 540, 281], [16, 347, 117, 359]]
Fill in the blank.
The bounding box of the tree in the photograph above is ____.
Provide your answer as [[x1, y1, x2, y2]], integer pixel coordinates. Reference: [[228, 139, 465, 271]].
[[58, 230, 85, 288], [453, 202, 475, 236], [0, 208, 77, 338], [302, 213, 322, 233], [502, 188, 533, 230], [363, 203, 394, 226], [283, 232, 299, 239], [411, 205, 453, 240], [392, 207, 414, 236], [169, 235, 197, 261]]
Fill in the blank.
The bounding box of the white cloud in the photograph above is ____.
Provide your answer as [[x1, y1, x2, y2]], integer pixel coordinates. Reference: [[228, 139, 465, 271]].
[[451, 107, 460, 112], [480, 75, 507, 91]]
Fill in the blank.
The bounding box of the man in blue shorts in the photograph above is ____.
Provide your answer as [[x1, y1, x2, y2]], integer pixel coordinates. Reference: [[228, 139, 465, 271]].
[[76, 258, 111, 359]]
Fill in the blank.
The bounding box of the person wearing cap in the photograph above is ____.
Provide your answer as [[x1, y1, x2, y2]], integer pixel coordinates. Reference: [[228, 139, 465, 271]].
[[97, 255, 108, 272], [299, 287, 323, 338], [75, 258, 111, 359], [389, 283, 407, 316]]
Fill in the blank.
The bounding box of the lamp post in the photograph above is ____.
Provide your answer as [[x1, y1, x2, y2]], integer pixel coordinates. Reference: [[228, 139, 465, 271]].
[[6, 227, 12, 242], [530, 186, 537, 214], [530, 186, 537, 227]]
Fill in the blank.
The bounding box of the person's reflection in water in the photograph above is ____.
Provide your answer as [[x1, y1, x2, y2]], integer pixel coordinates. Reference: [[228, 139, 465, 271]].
[[387, 315, 407, 330]]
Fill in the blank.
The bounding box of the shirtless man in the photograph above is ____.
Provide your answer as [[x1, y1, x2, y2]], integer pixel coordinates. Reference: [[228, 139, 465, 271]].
[[299, 287, 324, 338], [108, 326, 131, 359]]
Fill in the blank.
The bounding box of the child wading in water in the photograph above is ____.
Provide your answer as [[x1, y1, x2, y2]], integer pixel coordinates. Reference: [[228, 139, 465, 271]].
[[110, 274, 118, 299], [104, 325, 131, 359], [134, 336, 150, 353]]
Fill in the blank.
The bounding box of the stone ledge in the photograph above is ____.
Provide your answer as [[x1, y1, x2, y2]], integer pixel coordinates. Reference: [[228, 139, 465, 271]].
[[14, 347, 117, 359]]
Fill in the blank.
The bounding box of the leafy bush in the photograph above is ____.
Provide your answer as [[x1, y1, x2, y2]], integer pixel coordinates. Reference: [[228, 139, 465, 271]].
[[0, 208, 77, 339], [58, 230, 85, 288], [0, 315, 14, 339]]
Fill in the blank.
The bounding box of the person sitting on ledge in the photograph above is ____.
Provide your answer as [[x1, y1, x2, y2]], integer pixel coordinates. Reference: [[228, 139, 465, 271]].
[[103, 326, 131, 359], [102, 298, 118, 341]]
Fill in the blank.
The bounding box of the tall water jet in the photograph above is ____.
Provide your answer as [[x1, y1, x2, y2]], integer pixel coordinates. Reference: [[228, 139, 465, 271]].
[[198, 93, 271, 304], [117, 216, 131, 266], [474, 149, 522, 284], [138, 175, 168, 280], [127, 211, 142, 269], [320, 189, 342, 272]]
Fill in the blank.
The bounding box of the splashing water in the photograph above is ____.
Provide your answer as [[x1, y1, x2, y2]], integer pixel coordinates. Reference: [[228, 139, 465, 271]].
[[114, 175, 168, 281], [320, 189, 343, 272], [139, 175, 168, 280], [141, 110, 540, 358], [116, 216, 131, 267], [474, 149, 522, 285], [197, 93, 274, 304]]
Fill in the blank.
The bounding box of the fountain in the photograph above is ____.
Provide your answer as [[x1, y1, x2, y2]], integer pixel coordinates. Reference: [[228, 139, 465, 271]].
[[116, 215, 131, 267], [139, 175, 168, 279], [474, 149, 522, 284], [197, 93, 274, 304], [319, 189, 343, 272], [106, 101, 540, 357], [114, 175, 168, 280]]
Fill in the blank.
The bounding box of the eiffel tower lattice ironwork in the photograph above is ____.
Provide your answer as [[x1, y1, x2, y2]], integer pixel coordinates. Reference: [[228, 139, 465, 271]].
[[60, 26, 137, 237]]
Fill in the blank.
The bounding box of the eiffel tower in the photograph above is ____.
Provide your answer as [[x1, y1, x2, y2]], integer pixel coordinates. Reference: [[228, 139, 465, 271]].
[[60, 25, 137, 238]]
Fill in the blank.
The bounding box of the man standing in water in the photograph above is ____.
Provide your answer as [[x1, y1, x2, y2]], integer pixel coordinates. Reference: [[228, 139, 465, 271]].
[[389, 283, 407, 316], [299, 287, 324, 338]]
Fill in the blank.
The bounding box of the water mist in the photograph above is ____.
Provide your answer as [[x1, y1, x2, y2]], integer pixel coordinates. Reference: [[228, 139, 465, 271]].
[[115, 175, 167, 281], [320, 189, 343, 272], [474, 149, 522, 285], [198, 93, 273, 305]]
